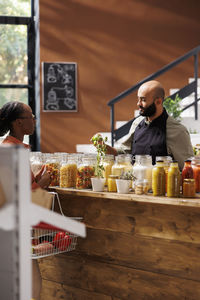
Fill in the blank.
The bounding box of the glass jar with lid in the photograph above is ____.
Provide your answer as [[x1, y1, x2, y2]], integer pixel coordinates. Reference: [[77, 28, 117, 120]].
[[102, 154, 114, 186], [30, 152, 43, 176], [132, 155, 153, 190], [76, 155, 95, 189], [123, 154, 133, 173], [183, 179, 196, 198], [107, 175, 119, 192], [60, 154, 78, 188], [45, 154, 60, 186], [191, 157, 200, 192], [111, 155, 125, 177]]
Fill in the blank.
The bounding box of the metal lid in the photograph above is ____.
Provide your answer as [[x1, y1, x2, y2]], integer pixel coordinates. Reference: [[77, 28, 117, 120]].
[[183, 178, 195, 182]]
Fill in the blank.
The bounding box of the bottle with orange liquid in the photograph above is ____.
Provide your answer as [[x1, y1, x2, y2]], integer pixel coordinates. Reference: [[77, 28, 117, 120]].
[[191, 157, 200, 192]]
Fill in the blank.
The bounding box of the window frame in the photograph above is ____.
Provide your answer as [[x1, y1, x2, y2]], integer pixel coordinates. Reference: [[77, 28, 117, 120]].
[[0, 0, 40, 150]]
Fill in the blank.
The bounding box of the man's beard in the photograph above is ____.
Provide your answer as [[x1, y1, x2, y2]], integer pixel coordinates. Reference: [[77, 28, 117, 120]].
[[139, 102, 156, 117]]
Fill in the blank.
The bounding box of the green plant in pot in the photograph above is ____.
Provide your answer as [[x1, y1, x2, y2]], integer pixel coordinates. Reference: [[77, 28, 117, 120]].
[[163, 93, 182, 122], [115, 171, 135, 194], [90, 134, 108, 191]]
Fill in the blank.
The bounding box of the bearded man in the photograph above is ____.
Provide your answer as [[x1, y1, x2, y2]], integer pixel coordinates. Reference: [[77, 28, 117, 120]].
[[104, 80, 193, 170]]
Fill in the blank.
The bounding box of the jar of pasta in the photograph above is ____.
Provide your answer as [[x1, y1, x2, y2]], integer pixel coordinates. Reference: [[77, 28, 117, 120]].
[[60, 154, 78, 188], [123, 154, 133, 173], [102, 154, 114, 186], [112, 155, 125, 177], [76, 156, 95, 189], [45, 154, 60, 186]]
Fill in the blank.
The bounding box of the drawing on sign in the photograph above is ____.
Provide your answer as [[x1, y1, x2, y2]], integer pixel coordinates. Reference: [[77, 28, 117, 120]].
[[42, 62, 77, 112]]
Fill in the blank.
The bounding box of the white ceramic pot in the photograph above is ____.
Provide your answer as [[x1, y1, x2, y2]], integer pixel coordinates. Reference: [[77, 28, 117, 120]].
[[91, 177, 106, 192], [116, 179, 131, 194]]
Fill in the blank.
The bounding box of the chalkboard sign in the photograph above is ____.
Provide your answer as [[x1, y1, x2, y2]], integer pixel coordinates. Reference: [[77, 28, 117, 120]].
[[42, 62, 77, 112]]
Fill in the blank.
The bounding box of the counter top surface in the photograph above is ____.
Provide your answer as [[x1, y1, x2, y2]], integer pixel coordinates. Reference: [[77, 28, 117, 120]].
[[49, 187, 200, 208]]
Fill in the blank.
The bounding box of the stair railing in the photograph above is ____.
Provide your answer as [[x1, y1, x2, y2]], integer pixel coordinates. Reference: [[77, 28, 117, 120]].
[[108, 46, 200, 146]]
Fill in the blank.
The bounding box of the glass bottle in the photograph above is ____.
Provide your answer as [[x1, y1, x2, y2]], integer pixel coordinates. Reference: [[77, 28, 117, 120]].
[[182, 159, 194, 187], [76, 156, 95, 189], [152, 160, 165, 196], [167, 161, 180, 197], [111, 155, 125, 177], [191, 157, 200, 193], [132, 155, 153, 190], [102, 154, 114, 186], [60, 154, 78, 188], [45, 154, 60, 186], [156, 156, 172, 193]]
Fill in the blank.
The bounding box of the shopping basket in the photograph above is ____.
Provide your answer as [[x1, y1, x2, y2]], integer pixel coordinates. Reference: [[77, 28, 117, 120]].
[[31, 192, 81, 259]]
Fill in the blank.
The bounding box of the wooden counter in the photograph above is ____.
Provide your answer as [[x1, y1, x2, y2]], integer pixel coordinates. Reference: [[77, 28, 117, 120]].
[[39, 188, 200, 300]]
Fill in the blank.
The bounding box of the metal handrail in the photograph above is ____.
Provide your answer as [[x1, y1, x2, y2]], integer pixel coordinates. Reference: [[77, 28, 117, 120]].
[[108, 45, 200, 146]]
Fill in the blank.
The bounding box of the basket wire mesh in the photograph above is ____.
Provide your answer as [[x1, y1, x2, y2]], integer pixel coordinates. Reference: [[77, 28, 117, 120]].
[[31, 192, 81, 259]]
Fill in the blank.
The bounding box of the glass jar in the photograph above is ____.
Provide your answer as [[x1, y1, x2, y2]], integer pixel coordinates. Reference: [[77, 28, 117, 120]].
[[152, 160, 165, 196], [30, 152, 43, 176], [60, 154, 78, 188], [183, 179, 196, 198], [123, 154, 133, 173], [76, 156, 95, 189], [102, 154, 114, 186], [45, 154, 60, 186], [167, 161, 180, 197], [134, 179, 144, 195], [132, 155, 153, 190], [191, 157, 200, 192], [107, 175, 119, 192], [111, 155, 125, 177]]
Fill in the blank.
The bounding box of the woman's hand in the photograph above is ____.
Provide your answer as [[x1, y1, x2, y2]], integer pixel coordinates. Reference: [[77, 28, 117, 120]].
[[35, 165, 52, 189]]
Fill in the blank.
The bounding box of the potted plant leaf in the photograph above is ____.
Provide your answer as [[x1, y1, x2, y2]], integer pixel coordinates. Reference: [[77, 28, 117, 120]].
[[90, 134, 108, 191], [116, 171, 135, 194]]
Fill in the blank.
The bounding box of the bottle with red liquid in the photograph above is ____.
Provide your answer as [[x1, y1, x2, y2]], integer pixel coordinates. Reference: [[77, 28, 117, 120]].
[[182, 160, 194, 182], [192, 158, 200, 192]]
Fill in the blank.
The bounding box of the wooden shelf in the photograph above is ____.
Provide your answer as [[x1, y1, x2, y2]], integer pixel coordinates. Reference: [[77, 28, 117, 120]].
[[49, 186, 200, 208]]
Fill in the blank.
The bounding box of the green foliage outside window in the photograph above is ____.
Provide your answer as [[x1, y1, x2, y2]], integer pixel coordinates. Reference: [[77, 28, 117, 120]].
[[163, 94, 182, 122], [0, 0, 31, 107]]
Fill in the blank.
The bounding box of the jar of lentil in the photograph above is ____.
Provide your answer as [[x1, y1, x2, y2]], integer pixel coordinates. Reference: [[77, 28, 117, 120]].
[[183, 179, 196, 198]]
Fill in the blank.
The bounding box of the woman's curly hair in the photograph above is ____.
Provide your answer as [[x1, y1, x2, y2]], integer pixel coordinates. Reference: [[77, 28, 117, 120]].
[[0, 101, 25, 136]]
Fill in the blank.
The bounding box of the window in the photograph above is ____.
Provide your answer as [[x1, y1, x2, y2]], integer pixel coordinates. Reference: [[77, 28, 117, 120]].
[[0, 0, 39, 150]]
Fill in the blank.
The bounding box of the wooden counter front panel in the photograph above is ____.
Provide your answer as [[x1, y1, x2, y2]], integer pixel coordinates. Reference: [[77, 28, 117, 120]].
[[40, 192, 200, 299]]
